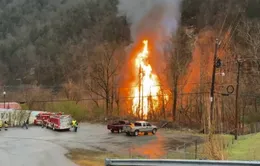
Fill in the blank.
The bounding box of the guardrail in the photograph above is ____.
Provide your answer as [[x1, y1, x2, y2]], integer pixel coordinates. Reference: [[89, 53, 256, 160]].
[[105, 159, 260, 166]]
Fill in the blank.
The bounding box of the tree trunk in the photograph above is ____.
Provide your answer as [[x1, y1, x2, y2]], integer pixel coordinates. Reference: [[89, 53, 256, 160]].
[[111, 77, 114, 116], [172, 75, 178, 122], [106, 65, 110, 117], [116, 87, 120, 116], [162, 89, 166, 120], [106, 91, 109, 117]]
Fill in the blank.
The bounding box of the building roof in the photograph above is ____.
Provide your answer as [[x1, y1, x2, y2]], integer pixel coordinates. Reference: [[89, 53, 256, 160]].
[[0, 102, 21, 109]]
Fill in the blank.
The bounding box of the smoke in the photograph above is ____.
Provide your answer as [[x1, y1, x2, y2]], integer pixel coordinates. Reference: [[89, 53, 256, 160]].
[[117, 0, 182, 43], [117, 0, 182, 85]]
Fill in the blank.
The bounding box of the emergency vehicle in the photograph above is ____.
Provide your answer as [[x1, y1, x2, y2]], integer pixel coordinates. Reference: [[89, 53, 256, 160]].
[[46, 114, 72, 131], [34, 112, 54, 125]]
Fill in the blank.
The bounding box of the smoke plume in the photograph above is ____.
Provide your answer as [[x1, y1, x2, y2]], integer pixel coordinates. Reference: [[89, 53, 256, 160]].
[[117, 0, 182, 84], [117, 0, 182, 43]]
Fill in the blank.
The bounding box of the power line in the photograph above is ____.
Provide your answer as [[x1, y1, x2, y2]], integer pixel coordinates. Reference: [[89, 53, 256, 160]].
[[0, 92, 210, 103]]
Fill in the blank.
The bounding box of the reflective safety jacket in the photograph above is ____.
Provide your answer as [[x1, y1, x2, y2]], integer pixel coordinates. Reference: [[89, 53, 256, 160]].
[[72, 120, 77, 127]]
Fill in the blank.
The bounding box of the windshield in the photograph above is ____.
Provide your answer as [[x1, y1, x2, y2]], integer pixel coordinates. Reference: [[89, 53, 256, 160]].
[[134, 123, 142, 126]]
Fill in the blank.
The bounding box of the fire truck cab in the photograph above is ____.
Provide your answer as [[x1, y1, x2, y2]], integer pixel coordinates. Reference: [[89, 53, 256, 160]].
[[47, 114, 72, 131]]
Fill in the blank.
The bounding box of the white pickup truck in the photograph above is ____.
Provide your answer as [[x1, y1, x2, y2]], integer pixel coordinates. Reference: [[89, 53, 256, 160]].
[[123, 121, 157, 136]]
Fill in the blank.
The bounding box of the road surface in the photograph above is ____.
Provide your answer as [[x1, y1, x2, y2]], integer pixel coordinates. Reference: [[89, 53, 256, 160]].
[[0, 123, 201, 166]]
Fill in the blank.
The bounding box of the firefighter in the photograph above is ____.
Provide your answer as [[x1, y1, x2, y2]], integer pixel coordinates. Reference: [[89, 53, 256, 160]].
[[72, 120, 78, 132], [22, 120, 28, 129], [4, 121, 8, 131], [0, 120, 2, 131], [41, 121, 44, 128]]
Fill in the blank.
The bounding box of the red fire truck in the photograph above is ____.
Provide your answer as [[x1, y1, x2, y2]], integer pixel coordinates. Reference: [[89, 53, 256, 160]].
[[34, 112, 54, 125], [46, 114, 72, 131]]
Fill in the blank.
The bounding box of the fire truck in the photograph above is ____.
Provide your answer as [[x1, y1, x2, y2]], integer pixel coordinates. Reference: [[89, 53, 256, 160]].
[[34, 112, 54, 125], [46, 114, 72, 131]]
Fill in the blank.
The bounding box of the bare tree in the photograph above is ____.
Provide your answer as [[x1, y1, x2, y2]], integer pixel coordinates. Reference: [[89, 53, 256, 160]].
[[165, 27, 193, 122], [87, 42, 124, 117], [62, 79, 82, 104]]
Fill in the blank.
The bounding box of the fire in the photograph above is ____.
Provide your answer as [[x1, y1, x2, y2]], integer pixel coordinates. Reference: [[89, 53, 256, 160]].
[[132, 40, 167, 119]]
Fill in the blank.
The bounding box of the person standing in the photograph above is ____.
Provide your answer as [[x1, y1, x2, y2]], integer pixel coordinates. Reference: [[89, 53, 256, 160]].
[[71, 120, 78, 132], [74, 121, 78, 132], [4, 121, 8, 131], [22, 120, 28, 129], [0, 120, 2, 131]]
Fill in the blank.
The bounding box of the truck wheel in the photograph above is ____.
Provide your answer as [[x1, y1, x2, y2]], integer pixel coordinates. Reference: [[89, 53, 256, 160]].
[[52, 126, 55, 131], [118, 129, 122, 133], [111, 129, 114, 133], [134, 130, 139, 136], [152, 129, 157, 135], [126, 132, 130, 136]]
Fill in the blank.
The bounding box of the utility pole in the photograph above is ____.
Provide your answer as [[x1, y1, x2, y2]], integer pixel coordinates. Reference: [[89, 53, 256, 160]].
[[235, 60, 241, 140], [3, 85, 6, 109], [172, 75, 178, 122], [210, 38, 219, 127], [141, 67, 144, 119], [138, 65, 141, 118], [162, 87, 166, 120]]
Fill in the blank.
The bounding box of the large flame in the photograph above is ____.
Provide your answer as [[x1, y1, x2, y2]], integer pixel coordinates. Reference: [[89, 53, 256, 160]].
[[132, 40, 167, 119]]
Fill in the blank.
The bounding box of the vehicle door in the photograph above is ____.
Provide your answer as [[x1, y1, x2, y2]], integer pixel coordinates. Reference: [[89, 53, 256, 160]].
[[134, 122, 142, 131], [141, 123, 149, 132], [140, 123, 147, 132], [146, 123, 153, 132]]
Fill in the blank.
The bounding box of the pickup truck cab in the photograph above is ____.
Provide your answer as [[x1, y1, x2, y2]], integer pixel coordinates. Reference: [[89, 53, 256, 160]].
[[107, 120, 130, 133], [124, 121, 157, 136]]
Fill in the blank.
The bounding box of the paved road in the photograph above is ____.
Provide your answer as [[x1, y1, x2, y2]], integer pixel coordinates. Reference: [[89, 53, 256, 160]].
[[0, 123, 200, 166], [0, 128, 77, 166], [0, 124, 159, 166]]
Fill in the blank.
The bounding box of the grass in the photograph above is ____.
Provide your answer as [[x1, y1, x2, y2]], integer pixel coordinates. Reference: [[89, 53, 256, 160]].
[[45, 101, 89, 121], [166, 133, 234, 160], [23, 101, 106, 122], [21, 103, 29, 110], [227, 133, 260, 160]]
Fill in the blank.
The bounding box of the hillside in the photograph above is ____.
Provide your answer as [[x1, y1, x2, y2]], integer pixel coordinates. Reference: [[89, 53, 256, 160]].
[[1, 0, 260, 130]]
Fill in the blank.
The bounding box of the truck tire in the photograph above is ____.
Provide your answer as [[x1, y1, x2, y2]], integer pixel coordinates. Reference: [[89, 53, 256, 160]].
[[118, 129, 122, 133], [111, 129, 114, 133], [152, 128, 157, 135], [126, 132, 130, 136], [134, 130, 139, 136], [52, 126, 55, 131]]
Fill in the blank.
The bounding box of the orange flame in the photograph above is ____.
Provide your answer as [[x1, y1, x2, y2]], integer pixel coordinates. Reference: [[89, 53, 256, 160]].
[[132, 40, 168, 119]]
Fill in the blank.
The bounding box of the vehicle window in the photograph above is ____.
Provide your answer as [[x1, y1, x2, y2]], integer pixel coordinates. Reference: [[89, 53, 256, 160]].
[[134, 123, 141, 126], [119, 121, 125, 124], [147, 123, 151, 126], [143, 123, 147, 126]]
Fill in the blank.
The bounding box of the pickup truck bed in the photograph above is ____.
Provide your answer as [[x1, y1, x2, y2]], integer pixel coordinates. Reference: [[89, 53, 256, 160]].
[[107, 120, 130, 133]]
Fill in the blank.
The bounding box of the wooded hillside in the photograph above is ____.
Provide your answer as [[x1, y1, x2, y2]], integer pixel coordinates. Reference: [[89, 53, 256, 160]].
[[1, 0, 260, 131]]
